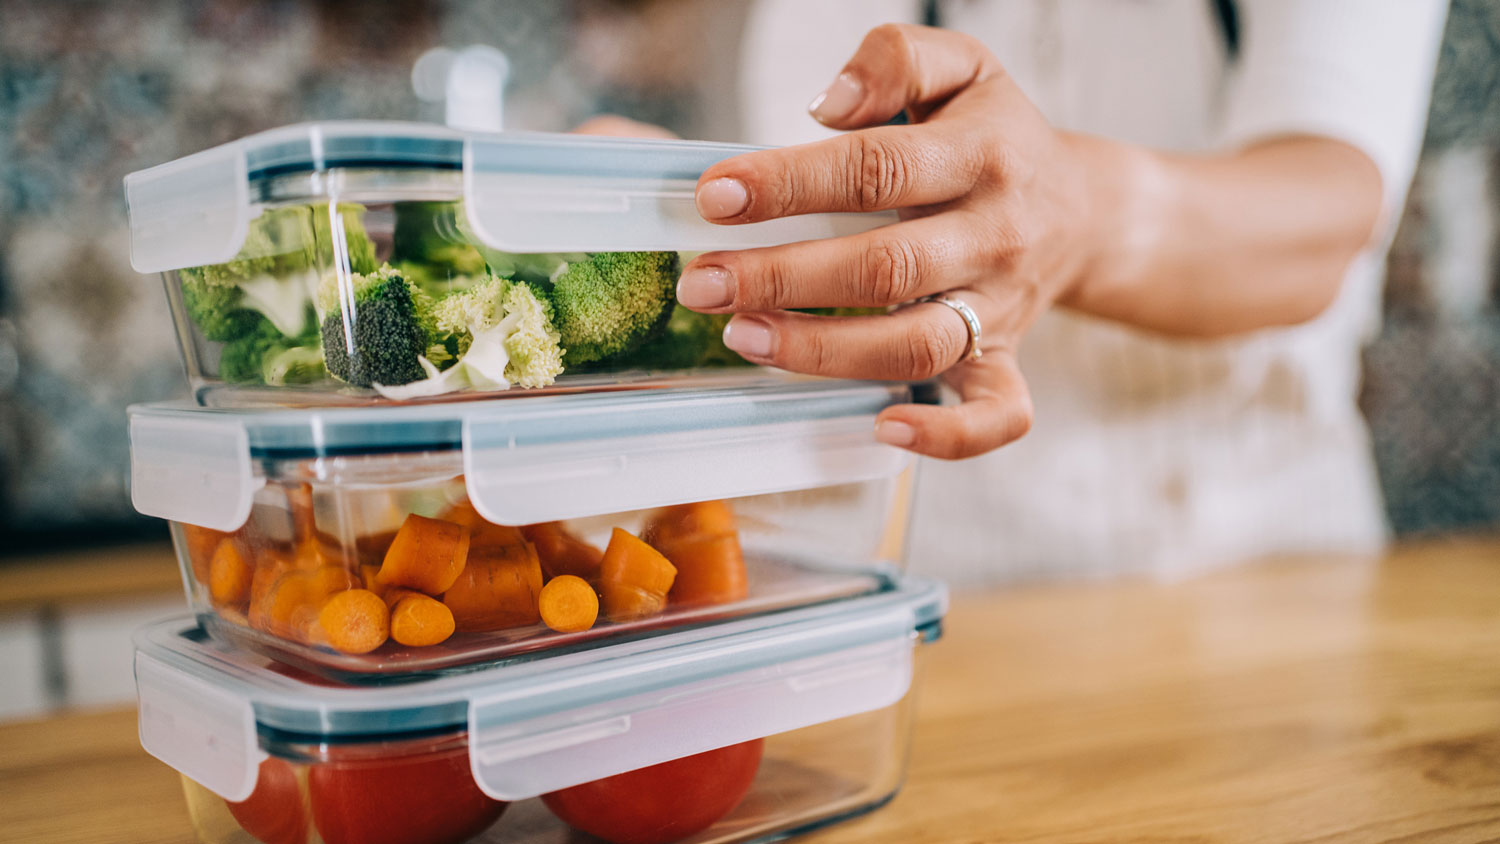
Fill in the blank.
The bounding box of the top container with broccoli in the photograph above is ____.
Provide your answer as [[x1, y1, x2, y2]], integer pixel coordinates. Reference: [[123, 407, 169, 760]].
[[126, 122, 894, 406]]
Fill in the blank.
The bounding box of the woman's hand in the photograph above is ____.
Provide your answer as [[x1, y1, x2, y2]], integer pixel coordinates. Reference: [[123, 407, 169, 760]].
[[678, 25, 1124, 460]]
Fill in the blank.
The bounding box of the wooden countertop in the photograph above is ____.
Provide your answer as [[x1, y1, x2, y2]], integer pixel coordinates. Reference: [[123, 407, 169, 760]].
[[2, 538, 1498, 844]]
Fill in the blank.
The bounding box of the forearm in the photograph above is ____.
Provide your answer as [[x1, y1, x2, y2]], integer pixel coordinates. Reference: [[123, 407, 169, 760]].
[[1063, 135, 1384, 337]]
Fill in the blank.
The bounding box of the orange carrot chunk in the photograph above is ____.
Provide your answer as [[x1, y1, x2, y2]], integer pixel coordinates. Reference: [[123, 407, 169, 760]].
[[661, 533, 748, 607], [539, 575, 600, 633], [599, 528, 677, 622], [442, 500, 527, 552], [207, 540, 254, 608], [643, 500, 738, 548], [443, 542, 544, 632], [390, 594, 457, 647], [522, 522, 604, 581], [377, 514, 471, 595], [182, 523, 232, 585], [317, 589, 390, 654]]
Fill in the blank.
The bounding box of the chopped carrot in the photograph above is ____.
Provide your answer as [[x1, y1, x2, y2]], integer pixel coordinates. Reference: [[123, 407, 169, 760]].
[[208, 540, 254, 608], [443, 542, 544, 632], [317, 589, 390, 654], [645, 501, 748, 607], [643, 500, 737, 547], [390, 594, 456, 647], [442, 500, 527, 552], [252, 570, 319, 641], [539, 575, 600, 633], [354, 528, 398, 567], [599, 528, 677, 622], [522, 522, 604, 581], [660, 533, 748, 606], [359, 564, 381, 592], [182, 524, 231, 585], [380, 586, 423, 610], [248, 551, 297, 631], [377, 514, 471, 595]]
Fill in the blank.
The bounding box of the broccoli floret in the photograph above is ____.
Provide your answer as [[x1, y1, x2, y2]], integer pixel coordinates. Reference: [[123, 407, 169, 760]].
[[610, 307, 752, 371], [312, 204, 378, 275], [261, 344, 326, 386], [318, 265, 433, 387], [391, 201, 485, 285], [180, 275, 260, 341], [546, 251, 679, 366], [431, 274, 564, 388], [218, 317, 285, 383]]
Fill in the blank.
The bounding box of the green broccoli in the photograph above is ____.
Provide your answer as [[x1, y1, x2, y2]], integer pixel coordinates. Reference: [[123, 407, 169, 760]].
[[317, 265, 434, 388], [181, 204, 375, 341], [179, 277, 261, 342], [260, 344, 326, 386], [608, 307, 752, 371], [312, 203, 379, 275], [218, 317, 285, 383], [392, 201, 485, 284], [546, 251, 680, 366], [431, 274, 564, 389]]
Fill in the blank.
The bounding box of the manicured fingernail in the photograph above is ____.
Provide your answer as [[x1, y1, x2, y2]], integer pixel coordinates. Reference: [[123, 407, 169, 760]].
[[808, 72, 863, 123], [722, 316, 774, 359], [696, 177, 750, 219], [677, 266, 735, 309], [875, 420, 916, 447]]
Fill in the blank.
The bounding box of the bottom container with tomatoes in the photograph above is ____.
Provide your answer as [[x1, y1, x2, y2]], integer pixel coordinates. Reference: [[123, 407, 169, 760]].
[[136, 577, 945, 844]]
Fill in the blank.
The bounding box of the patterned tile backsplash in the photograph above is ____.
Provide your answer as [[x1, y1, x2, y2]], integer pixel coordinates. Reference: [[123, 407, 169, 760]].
[[0, 0, 1496, 548]]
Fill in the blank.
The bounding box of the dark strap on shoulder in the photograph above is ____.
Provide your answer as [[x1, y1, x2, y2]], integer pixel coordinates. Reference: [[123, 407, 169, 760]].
[[1210, 0, 1240, 60]]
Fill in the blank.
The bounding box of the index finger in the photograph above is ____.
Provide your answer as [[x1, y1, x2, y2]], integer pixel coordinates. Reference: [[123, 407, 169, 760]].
[[695, 122, 987, 222]]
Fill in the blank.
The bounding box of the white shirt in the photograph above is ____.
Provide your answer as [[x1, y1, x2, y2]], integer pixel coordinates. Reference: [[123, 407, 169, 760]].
[[737, 0, 1448, 583]]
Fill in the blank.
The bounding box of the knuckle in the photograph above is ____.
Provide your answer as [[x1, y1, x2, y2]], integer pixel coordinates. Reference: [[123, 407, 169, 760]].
[[862, 238, 925, 304], [849, 134, 909, 212], [749, 256, 796, 310], [901, 320, 960, 380], [794, 325, 839, 374]]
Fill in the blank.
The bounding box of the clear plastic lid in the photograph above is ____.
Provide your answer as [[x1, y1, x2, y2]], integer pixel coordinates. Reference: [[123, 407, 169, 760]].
[[130, 379, 918, 531], [134, 576, 945, 801], [124, 121, 896, 274]]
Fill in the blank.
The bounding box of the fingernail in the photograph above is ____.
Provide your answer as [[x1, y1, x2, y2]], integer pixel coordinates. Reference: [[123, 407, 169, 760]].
[[722, 316, 774, 359], [677, 266, 735, 309], [697, 177, 750, 219], [875, 419, 916, 447], [808, 72, 863, 123]]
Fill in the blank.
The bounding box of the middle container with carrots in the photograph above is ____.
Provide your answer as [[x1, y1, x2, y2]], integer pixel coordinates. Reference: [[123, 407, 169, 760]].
[[130, 377, 918, 680]]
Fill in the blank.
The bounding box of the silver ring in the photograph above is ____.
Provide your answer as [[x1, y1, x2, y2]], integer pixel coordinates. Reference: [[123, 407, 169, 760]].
[[923, 294, 983, 361]]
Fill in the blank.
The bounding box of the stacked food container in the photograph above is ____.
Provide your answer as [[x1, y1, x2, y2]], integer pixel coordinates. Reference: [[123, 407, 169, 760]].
[[125, 121, 945, 844]]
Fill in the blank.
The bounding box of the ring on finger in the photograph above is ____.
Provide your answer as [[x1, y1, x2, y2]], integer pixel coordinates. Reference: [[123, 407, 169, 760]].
[[921, 294, 983, 361]]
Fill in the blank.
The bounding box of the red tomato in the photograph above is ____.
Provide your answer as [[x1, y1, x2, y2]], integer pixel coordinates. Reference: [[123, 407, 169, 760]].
[[541, 739, 764, 844], [226, 757, 308, 844], [308, 742, 507, 844]]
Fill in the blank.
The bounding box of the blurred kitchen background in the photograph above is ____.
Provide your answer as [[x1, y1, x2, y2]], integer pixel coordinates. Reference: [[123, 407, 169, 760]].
[[0, 0, 1496, 719]]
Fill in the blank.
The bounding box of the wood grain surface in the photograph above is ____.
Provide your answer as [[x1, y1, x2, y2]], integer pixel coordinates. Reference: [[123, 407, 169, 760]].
[[1, 538, 1498, 844]]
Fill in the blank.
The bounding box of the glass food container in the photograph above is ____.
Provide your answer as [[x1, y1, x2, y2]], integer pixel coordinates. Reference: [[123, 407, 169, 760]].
[[130, 379, 921, 680], [123, 121, 894, 407], [134, 576, 945, 844]]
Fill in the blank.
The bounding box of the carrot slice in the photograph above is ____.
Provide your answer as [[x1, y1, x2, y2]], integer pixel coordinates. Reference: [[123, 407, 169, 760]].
[[390, 594, 457, 647], [376, 514, 471, 595], [443, 542, 544, 632], [317, 589, 390, 654], [522, 522, 604, 581], [208, 540, 254, 608], [539, 575, 600, 633], [599, 528, 677, 622]]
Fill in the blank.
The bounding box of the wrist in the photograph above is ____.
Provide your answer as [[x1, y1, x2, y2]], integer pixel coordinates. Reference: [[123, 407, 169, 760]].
[[1055, 133, 1175, 317]]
